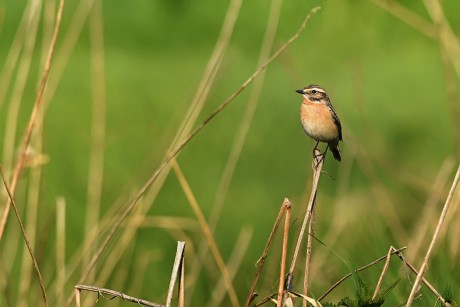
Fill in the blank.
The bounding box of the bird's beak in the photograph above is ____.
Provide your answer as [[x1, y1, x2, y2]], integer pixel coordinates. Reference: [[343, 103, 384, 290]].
[[295, 89, 304, 94]]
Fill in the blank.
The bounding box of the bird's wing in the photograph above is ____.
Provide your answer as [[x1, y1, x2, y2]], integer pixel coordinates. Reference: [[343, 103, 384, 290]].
[[327, 104, 342, 141]]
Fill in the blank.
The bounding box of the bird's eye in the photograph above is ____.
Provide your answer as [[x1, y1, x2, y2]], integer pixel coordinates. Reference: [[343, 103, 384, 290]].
[[311, 90, 317, 94]]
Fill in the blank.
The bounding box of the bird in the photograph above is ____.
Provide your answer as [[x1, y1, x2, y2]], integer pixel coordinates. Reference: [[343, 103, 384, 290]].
[[295, 84, 342, 162]]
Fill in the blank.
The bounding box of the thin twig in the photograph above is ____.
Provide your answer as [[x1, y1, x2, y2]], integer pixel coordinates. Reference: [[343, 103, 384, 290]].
[[75, 288, 81, 307], [372, 246, 396, 300], [179, 252, 185, 307], [288, 149, 324, 276], [406, 165, 460, 306], [83, 0, 106, 281], [0, 0, 65, 240], [318, 246, 407, 302], [245, 199, 290, 307], [0, 165, 48, 306], [56, 197, 66, 307], [277, 200, 292, 307], [75, 285, 165, 307], [303, 206, 315, 307], [67, 7, 321, 305]]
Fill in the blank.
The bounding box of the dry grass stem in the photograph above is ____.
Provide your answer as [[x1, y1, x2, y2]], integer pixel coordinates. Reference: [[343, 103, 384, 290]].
[[406, 164, 460, 306], [56, 197, 66, 307], [84, 0, 106, 256], [277, 200, 292, 307], [318, 247, 407, 302], [18, 104, 46, 306], [166, 241, 186, 307], [75, 288, 81, 307], [372, 246, 396, 300], [0, 0, 65, 240], [0, 166, 48, 306], [423, 0, 460, 77], [0, 1, 32, 112], [302, 207, 315, 307], [373, 0, 437, 40], [289, 149, 323, 276], [172, 160, 239, 306], [245, 199, 290, 307], [74, 285, 165, 307], [2, 0, 41, 173], [408, 158, 455, 260]]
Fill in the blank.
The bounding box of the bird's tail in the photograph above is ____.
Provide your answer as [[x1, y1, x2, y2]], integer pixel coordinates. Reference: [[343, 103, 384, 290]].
[[330, 143, 341, 162]]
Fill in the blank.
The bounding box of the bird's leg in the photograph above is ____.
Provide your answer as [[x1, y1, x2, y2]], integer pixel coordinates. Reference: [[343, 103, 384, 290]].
[[315, 145, 328, 166], [312, 141, 320, 162]]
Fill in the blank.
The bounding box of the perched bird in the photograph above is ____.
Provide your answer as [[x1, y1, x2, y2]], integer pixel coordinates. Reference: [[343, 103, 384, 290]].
[[295, 84, 342, 161]]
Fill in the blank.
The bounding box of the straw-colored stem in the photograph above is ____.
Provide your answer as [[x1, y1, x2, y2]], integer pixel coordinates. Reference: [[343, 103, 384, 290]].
[[277, 201, 292, 307], [74, 285, 165, 307], [172, 161, 239, 307], [0, 0, 65, 240], [56, 197, 66, 306], [166, 241, 186, 307], [289, 149, 323, 275], [372, 246, 395, 300], [406, 164, 460, 306], [0, 166, 48, 306], [302, 207, 315, 307], [83, 0, 106, 282], [244, 199, 290, 307]]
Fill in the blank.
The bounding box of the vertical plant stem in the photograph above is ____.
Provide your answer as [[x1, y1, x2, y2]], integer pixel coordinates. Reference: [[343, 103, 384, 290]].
[[83, 0, 106, 282], [56, 197, 66, 307], [302, 206, 315, 307], [277, 201, 292, 307], [75, 289, 81, 307], [372, 246, 395, 300], [166, 241, 186, 307], [406, 164, 460, 306], [289, 150, 323, 275], [0, 166, 48, 306], [0, 0, 65, 240], [172, 161, 239, 307], [245, 199, 290, 307]]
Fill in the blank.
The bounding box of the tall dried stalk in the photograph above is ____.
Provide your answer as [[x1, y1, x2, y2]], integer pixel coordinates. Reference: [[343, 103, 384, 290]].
[[0, 0, 66, 240], [83, 0, 106, 284], [0, 166, 47, 306], [172, 160, 239, 306], [406, 165, 460, 306]]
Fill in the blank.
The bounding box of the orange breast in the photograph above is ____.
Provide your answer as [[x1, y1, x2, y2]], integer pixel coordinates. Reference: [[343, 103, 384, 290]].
[[300, 100, 339, 143]]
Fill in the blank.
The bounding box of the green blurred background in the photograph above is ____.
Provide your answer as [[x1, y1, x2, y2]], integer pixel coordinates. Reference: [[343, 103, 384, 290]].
[[1, 0, 459, 306]]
